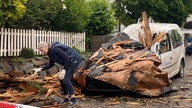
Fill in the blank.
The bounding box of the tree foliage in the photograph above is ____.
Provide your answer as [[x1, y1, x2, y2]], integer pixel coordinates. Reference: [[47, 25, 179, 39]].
[[7, 0, 91, 32], [84, 0, 117, 51], [6, 0, 62, 30], [51, 0, 92, 32], [86, 0, 117, 36], [0, 0, 27, 27], [8, 0, 116, 34], [112, 0, 141, 26], [182, 0, 192, 13], [112, 0, 192, 26]]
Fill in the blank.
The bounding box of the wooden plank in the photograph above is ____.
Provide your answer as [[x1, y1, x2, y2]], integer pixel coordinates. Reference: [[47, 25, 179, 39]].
[[16, 94, 40, 104], [0, 28, 4, 56], [4, 28, 7, 56], [17, 29, 20, 56], [142, 11, 152, 48], [13, 28, 17, 56], [7, 28, 11, 56]]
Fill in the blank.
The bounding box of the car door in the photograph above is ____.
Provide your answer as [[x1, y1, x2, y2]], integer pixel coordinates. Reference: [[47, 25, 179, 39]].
[[158, 32, 175, 75], [168, 30, 183, 77]]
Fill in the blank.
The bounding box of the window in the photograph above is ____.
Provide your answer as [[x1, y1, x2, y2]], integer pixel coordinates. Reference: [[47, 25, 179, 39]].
[[159, 34, 171, 53], [170, 30, 182, 48]]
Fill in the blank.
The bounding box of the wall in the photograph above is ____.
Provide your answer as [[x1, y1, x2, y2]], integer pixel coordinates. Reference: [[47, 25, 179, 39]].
[[91, 35, 114, 52]]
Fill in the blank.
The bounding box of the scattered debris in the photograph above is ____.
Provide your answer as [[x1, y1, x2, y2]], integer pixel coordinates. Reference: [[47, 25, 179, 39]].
[[126, 102, 140, 105], [0, 72, 81, 107]]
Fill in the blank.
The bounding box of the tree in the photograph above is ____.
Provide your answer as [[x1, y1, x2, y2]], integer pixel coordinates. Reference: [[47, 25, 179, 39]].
[[112, 0, 141, 26], [182, 0, 192, 13], [0, 0, 27, 27], [51, 0, 92, 32], [112, 0, 192, 26], [6, 0, 62, 30], [86, 0, 117, 36], [8, 0, 91, 32], [85, 0, 117, 51]]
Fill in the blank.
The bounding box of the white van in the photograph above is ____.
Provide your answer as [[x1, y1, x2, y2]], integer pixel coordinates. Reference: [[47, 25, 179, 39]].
[[123, 23, 185, 78]]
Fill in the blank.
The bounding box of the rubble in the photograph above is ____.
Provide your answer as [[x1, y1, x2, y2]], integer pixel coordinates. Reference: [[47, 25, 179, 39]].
[[74, 33, 171, 97], [0, 71, 82, 107], [73, 11, 179, 97]]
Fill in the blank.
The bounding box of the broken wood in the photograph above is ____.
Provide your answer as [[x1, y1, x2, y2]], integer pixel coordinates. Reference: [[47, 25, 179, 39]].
[[15, 94, 40, 104], [141, 11, 153, 48], [127, 102, 140, 105], [96, 56, 105, 64], [0, 72, 72, 107], [0, 72, 46, 84], [153, 32, 166, 43]]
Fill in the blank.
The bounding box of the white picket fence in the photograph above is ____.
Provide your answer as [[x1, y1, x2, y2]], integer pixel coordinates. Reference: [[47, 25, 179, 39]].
[[0, 28, 86, 57]]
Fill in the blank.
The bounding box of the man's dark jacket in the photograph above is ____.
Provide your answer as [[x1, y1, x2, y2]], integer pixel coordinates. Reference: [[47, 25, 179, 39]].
[[42, 41, 82, 71]]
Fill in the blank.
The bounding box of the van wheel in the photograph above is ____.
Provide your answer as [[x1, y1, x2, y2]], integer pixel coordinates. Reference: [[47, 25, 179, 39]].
[[178, 61, 184, 77]]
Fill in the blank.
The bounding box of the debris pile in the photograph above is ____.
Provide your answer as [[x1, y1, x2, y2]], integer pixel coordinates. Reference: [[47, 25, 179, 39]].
[[73, 11, 172, 97], [0, 71, 82, 107], [74, 33, 171, 97]]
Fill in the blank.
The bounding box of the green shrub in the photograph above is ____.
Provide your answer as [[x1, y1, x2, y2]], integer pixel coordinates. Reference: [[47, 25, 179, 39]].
[[72, 46, 90, 54], [72, 46, 81, 53], [20, 47, 35, 58], [28, 82, 47, 94]]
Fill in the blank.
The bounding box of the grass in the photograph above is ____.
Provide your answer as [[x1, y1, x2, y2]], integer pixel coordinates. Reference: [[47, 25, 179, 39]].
[[28, 82, 47, 94], [11, 57, 28, 63]]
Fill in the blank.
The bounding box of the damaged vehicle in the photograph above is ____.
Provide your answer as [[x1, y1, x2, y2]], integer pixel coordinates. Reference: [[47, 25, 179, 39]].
[[74, 13, 185, 97], [123, 23, 185, 78]]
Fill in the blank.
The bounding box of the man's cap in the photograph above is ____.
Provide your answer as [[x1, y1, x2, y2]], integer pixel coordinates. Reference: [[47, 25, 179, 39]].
[[38, 42, 48, 49]]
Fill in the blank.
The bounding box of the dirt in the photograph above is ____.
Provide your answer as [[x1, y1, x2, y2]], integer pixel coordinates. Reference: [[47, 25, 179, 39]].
[[71, 55, 192, 108]]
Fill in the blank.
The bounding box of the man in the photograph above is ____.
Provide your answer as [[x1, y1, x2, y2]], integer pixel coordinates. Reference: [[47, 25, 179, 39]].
[[31, 41, 82, 106]]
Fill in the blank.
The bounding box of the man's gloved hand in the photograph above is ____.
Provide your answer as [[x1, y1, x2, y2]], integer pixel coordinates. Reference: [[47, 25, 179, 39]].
[[59, 69, 66, 80], [30, 68, 42, 75]]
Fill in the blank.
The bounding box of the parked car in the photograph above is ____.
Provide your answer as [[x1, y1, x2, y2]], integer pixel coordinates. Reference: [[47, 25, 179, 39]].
[[123, 23, 185, 78]]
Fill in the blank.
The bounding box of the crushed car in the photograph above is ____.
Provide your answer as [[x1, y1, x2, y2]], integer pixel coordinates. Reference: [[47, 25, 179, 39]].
[[74, 12, 185, 97], [123, 23, 185, 78]]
